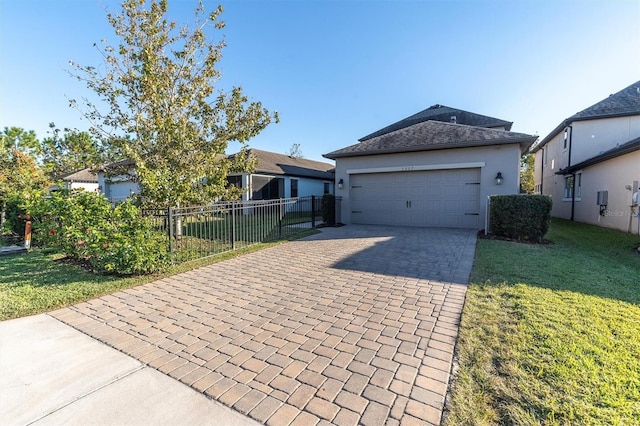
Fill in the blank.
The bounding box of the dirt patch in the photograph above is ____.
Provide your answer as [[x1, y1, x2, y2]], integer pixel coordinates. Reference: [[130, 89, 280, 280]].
[[477, 231, 553, 245]]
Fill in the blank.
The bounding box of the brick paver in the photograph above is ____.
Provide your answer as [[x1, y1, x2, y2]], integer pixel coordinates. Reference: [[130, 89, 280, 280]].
[[51, 225, 476, 425]]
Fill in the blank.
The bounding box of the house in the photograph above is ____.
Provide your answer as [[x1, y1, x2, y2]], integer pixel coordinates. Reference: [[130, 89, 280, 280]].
[[50, 168, 99, 192], [97, 149, 335, 204], [96, 159, 140, 204], [227, 149, 334, 201], [531, 80, 640, 233], [324, 105, 537, 229]]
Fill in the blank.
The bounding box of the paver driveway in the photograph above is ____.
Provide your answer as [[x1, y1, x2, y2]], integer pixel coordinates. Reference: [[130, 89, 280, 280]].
[[52, 225, 477, 425]]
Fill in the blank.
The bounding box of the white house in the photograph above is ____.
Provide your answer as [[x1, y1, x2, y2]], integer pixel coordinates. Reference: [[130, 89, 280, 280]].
[[532, 80, 640, 233], [51, 168, 99, 192], [325, 105, 537, 229], [98, 149, 335, 204], [227, 149, 334, 201]]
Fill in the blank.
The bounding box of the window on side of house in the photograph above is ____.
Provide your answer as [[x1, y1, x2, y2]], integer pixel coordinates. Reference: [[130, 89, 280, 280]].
[[543, 148, 548, 166], [575, 172, 582, 199], [564, 175, 574, 199], [563, 128, 569, 150], [227, 175, 243, 188], [323, 182, 330, 194], [290, 178, 298, 198]]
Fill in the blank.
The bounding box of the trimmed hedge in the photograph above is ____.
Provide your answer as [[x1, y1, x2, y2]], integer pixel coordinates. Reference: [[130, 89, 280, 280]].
[[322, 194, 335, 225], [490, 194, 552, 242]]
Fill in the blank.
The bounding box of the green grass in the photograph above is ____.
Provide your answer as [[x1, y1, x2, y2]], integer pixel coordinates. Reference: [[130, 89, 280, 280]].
[[0, 229, 319, 321], [444, 219, 640, 425]]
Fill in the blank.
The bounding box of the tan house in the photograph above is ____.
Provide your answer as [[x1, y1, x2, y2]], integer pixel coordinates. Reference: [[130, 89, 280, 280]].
[[532, 80, 640, 233], [325, 105, 537, 229]]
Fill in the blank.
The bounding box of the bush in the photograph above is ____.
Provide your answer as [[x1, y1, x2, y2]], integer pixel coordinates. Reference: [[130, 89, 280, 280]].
[[322, 194, 335, 225], [37, 190, 169, 275], [490, 194, 552, 242]]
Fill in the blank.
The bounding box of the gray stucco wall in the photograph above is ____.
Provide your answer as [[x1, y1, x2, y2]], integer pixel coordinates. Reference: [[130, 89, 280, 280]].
[[333, 144, 522, 229]]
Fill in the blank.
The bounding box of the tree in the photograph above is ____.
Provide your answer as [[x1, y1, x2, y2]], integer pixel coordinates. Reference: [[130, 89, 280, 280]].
[[0, 127, 41, 157], [287, 143, 303, 159], [41, 123, 105, 178], [0, 145, 50, 233], [520, 153, 535, 194], [69, 0, 277, 207]]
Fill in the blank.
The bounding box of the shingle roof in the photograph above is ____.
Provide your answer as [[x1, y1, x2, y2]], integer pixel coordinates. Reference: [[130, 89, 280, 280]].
[[55, 168, 98, 183], [359, 104, 513, 141], [324, 120, 537, 159], [556, 136, 640, 175], [532, 80, 640, 153], [230, 149, 335, 180]]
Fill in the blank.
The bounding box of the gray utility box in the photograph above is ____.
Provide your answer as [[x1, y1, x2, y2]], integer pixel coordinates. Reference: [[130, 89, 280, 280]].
[[597, 191, 608, 206]]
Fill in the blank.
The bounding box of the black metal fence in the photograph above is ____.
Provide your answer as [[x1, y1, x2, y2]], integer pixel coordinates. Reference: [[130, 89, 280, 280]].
[[145, 195, 326, 263]]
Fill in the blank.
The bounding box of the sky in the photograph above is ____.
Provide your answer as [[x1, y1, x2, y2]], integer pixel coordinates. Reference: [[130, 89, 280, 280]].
[[1, 0, 639, 163]]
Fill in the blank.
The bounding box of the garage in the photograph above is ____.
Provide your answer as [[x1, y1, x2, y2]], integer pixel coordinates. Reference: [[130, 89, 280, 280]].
[[324, 105, 538, 230], [350, 168, 481, 228]]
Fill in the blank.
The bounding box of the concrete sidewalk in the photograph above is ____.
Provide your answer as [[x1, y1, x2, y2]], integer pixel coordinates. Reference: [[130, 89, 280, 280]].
[[0, 314, 259, 426]]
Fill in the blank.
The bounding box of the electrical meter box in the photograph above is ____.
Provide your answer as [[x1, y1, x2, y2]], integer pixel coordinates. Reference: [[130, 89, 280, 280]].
[[596, 191, 608, 206]]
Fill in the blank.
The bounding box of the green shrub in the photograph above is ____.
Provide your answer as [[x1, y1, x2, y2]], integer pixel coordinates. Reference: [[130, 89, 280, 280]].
[[1, 190, 43, 237], [490, 194, 552, 242], [37, 190, 169, 275], [322, 194, 335, 225]]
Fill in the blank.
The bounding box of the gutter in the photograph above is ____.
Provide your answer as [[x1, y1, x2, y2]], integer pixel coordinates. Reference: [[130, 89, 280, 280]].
[[567, 125, 575, 221]]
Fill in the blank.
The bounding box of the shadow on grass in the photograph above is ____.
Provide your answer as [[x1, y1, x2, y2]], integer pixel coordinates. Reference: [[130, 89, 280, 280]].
[[472, 218, 640, 306]]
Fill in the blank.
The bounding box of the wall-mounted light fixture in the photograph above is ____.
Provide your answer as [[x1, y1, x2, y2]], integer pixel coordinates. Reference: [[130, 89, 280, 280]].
[[495, 172, 504, 185], [338, 178, 344, 190]]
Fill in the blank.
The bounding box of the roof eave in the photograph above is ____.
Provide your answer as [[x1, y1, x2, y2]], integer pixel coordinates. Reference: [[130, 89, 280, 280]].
[[555, 137, 640, 175], [325, 137, 537, 159], [532, 110, 640, 153]]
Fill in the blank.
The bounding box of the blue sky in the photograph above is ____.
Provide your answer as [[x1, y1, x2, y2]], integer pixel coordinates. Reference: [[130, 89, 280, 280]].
[[1, 0, 639, 163]]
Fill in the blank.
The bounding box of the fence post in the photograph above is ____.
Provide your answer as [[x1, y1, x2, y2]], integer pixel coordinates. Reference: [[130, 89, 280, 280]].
[[231, 202, 237, 250], [278, 198, 283, 238], [168, 207, 175, 257]]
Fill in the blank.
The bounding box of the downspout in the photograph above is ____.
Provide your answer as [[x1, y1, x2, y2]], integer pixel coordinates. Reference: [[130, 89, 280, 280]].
[[567, 125, 575, 221]]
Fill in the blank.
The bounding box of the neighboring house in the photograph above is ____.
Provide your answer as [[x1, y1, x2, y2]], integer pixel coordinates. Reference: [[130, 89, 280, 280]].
[[96, 159, 139, 204], [324, 105, 537, 229], [531, 80, 640, 233], [97, 149, 335, 204], [227, 149, 335, 201], [50, 168, 99, 192]]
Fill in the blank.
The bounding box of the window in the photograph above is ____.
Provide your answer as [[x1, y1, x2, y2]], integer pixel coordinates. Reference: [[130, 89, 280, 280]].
[[543, 148, 548, 166], [252, 176, 283, 200], [323, 182, 330, 194], [227, 175, 243, 188], [290, 178, 298, 198], [563, 128, 569, 150], [564, 176, 574, 199], [575, 172, 582, 199]]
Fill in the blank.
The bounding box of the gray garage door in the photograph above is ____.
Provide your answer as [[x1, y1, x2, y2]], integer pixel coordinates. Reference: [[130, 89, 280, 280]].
[[350, 168, 481, 228]]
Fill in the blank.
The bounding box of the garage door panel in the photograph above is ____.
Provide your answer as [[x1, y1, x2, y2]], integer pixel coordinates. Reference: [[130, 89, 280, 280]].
[[350, 168, 480, 228]]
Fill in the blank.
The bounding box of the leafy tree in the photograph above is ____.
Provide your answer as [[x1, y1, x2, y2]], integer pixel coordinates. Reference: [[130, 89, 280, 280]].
[[287, 143, 304, 159], [41, 123, 104, 178], [69, 0, 277, 207], [0, 146, 49, 233], [520, 153, 535, 194], [0, 127, 41, 157]]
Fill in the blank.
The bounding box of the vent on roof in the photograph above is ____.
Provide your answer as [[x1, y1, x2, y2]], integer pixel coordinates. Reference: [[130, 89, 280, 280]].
[[450, 115, 457, 124]]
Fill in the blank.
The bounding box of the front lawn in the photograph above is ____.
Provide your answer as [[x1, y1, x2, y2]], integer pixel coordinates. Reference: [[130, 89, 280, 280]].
[[0, 230, 318, 321], [444, 219, 640, 425]]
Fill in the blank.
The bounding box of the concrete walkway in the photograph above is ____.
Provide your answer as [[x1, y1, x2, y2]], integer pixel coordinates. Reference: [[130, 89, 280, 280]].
[[0, 314, 259, 425], [1, 225, 477, 425]]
